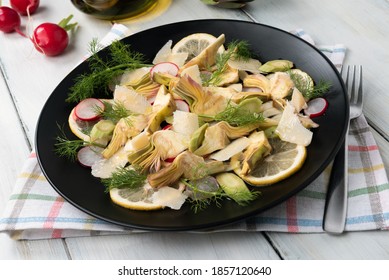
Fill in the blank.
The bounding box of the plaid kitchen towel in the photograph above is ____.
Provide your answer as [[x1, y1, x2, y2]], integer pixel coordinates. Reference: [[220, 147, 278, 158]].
[[0, 26, 388, 240]]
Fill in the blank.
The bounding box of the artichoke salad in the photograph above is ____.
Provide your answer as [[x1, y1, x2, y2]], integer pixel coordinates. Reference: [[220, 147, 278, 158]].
[[56, 33, 330, 212]]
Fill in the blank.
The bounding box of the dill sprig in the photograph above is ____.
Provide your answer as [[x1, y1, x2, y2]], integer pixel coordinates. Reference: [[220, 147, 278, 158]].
[[54, 124, 104, 161], [206, 40, 252, 86], [200, 100, 264, 126], [308, 80, 332, 99], [54, 124, 87, 162], [181, 179, 226, 213], [288, 70, 331, 99], [232, 190, 261, 207], [94, 101, 133, 123], [66, 39, 150, 103], [102, 167, 147, 193]]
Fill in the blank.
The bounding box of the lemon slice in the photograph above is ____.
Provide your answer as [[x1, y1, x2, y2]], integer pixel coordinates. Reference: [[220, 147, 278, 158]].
[[109, 185, 163, 211], [172, 33, 225, 61], [231, 137, 307, 186], [110, 184, 188, 211], [68, 108, 91, 142]]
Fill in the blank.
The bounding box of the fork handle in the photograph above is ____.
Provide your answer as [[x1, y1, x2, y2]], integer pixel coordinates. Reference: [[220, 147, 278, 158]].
[[323, 132, 349, 234]]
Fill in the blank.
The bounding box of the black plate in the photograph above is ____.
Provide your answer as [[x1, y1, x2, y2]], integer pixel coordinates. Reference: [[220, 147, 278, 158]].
[[35, 20, 349, 231]]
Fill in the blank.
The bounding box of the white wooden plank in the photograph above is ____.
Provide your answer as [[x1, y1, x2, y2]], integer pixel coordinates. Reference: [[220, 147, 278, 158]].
[[0, 73, 69, 259], [65, 232, 279, 259], [266, 231, 389, 259]]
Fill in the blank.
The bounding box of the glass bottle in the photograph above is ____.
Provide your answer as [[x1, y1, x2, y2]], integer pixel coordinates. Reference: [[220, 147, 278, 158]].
[[71, 0, 158, 20]]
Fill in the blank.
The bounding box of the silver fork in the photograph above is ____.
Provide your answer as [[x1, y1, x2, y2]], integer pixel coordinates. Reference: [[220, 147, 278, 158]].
[[323, 65, 363, 234]]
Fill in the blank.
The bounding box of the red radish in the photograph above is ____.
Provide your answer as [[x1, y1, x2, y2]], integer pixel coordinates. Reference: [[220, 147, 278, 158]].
[[0, 6, 21, 33], [175, 99, 190, 112], [150, 62, 179, 78], [304, 97, 328, 117], [32, 14, 77, 56], [164, 157, 175, 163], [77, 146, 104, 168], [162, 124, 172, 130], [74, 98, 105, 121], [10, 0, 40, 15]]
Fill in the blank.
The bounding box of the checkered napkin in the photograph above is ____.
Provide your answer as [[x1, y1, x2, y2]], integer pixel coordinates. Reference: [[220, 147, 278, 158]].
[[1, 26, 388, 240]]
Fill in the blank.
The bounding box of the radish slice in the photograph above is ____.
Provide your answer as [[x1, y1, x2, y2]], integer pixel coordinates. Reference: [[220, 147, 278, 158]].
[[162, 124, 172, 130], [175, 99, 190, 112], [164, 157, 176, 163], [304, 97, 328, 118], [74, 98, 104, 121], [77, 146, 104, 168], [150, 62, 179, 78]]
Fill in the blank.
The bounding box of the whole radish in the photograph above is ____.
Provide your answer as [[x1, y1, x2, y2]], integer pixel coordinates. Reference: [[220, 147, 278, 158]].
[[32, 14, 77, 56], [10, 0, 40, 15], [0, 6, 21, 33]]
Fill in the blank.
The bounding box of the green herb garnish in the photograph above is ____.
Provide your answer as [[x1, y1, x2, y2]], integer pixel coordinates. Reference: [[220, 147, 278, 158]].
[[213, 101, 264, 126], [288, 70, 331, 99], [94, 101, 134, 123], [181, 179, 226, 213], [54, 124, 87, 161], [66, 39, 150, 103], [200, 99, 264, 127], [206, 40, 252, 86], [102, 167, 147, 193]]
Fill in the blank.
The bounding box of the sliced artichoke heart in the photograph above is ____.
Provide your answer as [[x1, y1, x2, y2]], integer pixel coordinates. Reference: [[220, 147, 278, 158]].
[[147, 151, 205, 188], [146, 85, 176, 133], [121, 70, 160, 97], [152, 71, 179, 88], [243, 73, 271, 95], [213, 65, 239, 87], [194, 121, 258, 156], [101, 114, 148, 159], [173, 75, 228, 116], [240, 131, 272, 175], [189, 123, 209, 152], [269, 72, 294, 100], [124, 131, 150, 152], [194, 123, 230, 156], [228, 57, 262, 74], [181, 34, 226, 71], [152, 130, 188, 160]]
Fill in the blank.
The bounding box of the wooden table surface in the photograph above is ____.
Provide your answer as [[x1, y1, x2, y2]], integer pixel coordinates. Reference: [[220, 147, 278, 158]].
[[1, 0, 389, 260]]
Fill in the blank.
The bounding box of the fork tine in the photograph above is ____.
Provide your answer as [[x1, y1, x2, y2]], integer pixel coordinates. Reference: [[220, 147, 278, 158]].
[[349, 65, 356, 102], [356, 65, 363, 106]]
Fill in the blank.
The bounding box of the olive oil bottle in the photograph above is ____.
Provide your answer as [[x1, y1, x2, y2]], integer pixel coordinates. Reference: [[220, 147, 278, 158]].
[[71, 0, 158, 20]]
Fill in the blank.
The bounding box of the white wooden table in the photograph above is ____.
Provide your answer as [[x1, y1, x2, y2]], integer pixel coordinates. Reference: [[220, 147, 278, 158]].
[[1, 0, 389, 260]]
